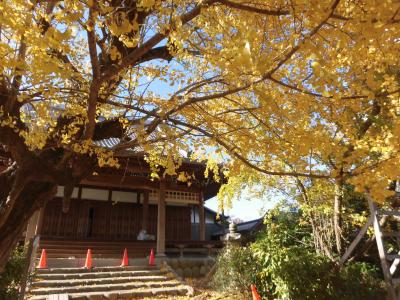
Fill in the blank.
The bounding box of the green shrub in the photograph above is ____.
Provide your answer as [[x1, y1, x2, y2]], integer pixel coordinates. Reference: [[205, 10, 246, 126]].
[[252, 247, 384, 300], [250, 207, 385, 300], [0, 244, 27, 300], [212, 206, 385, 300], [333, 262, 385, 300], [211, 244, 257, 297]]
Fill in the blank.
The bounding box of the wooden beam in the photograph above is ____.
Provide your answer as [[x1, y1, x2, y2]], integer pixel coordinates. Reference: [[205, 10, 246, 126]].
[[142, 190, 149, 232], [81, 175, 159, 190], [367, 194, 397, 300], [156, 180, 166, 256], [339, 216, 373, 266], [81, 174, 201, 193], [199, 192, 205, 241], [390, 255, 400, 275]]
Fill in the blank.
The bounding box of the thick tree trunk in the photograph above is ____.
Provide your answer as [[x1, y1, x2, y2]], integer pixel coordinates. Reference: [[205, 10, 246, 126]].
[[0, 182, 56, 273], [334, 178, 344, 255]]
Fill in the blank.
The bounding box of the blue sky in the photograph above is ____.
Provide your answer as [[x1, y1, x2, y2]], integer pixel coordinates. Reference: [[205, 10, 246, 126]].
[[205, 197, 271, 221], [205, 191, 279, 222]]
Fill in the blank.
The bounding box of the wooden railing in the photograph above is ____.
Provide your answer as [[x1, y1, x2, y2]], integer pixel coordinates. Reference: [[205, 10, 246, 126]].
[[19, 235, 40, 300], [166, 240, 223, 257]]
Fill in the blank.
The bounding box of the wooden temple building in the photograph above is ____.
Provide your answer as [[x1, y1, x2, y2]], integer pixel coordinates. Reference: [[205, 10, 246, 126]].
[[20, 151, 223, 259]]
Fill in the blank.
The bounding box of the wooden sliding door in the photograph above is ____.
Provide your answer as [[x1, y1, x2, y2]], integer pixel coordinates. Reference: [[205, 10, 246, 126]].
[[40, 197, 192, 241]]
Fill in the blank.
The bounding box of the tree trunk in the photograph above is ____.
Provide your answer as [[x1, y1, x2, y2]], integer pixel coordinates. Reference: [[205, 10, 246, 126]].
[[334, 178, 344, 255], [0, 182, 56, 273], [295, 177, 334, 259]]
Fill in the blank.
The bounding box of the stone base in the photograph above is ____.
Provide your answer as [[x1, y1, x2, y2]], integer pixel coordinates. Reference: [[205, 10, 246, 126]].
[[165, 257, 215, 279]]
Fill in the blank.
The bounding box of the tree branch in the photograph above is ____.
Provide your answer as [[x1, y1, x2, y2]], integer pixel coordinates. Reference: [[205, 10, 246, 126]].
[[137, 46, 174, 63], [217, 0, 348, 21], [87, 7, 100, 79], [0, 169, 29, 229], [167, 117, 330, 179], [113, 104, 330, 179], [100, 0, 217, 84], [93, 119, 125, 140], [82, 6, 102, 140], [217, 0, 289, 15], [261, 0, 341, 79]]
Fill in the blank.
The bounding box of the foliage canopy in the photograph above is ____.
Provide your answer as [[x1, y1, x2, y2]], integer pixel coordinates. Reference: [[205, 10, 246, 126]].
[[0, 0, 400, 269], [1, 0, 400, 196]]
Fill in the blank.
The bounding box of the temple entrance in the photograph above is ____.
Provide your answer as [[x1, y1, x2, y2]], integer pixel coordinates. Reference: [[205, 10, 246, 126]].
[[40, 197, 191, 241], [87, 207, 95, 237]]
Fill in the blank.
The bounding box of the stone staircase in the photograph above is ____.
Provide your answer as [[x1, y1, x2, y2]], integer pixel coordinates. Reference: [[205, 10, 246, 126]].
[[26, 265, 192, 299]]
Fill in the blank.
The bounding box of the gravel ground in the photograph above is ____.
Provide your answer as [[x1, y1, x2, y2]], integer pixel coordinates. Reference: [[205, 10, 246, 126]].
[[141, 278, 249, 300]]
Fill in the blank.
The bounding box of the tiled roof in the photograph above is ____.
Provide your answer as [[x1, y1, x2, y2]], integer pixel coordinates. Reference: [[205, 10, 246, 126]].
[[236, 218, 264, 232], [212, 217, 264, 236], [94, 137, 122, 148], [93, 137, 189, 159]]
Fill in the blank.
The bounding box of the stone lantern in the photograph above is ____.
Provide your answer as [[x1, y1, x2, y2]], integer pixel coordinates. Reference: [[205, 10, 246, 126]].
[[222, 222, 242, 244]]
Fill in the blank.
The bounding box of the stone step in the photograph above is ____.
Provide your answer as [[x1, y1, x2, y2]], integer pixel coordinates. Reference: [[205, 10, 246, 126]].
[[29, 279, 182, 295], [30, 275, 170, 288], [35, 269, 166, 280], [36, 265, 157, 274], [28, 286, 190, 300]]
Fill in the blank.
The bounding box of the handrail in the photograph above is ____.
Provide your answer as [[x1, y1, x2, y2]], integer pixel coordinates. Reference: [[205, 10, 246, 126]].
[[19, 235, 40, 300]]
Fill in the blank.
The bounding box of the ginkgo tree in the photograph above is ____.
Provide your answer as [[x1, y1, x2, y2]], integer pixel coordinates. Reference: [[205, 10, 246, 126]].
[[0, 0, 399, 271]]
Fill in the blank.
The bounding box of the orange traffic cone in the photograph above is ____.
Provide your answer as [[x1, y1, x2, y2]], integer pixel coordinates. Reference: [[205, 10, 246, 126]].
[[251, 284, 261, 300], [149, 248, 155, 266], [121, 248, 129, 267], [84, 249, 92, 269], [37, 249, 47, 269]]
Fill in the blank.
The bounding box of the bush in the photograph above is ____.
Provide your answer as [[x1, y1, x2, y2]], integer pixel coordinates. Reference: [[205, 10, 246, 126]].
[[334, 262, 385, 300], [252, 247, 384, 300], [211, 244, 257, 297], [251, 207, 385, 300], [212, 206, 386, 300], [0, 244, 27, 300]]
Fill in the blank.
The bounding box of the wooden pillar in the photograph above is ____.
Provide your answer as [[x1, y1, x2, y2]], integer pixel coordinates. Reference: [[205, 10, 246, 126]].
[[156, 180, 166, 256], [105, 189, 112, 237], [142, 190, 149, 232], [199, 192, 206, 241]]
